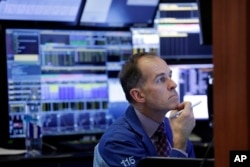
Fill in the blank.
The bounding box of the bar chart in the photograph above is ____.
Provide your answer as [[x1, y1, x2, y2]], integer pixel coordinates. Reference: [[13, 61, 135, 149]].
[[41, 74, 108, 100], [42, 83, 108, 100]]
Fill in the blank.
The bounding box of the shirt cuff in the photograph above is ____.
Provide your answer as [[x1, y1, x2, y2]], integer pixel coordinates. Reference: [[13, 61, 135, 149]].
[[169, 148, 188, 157]]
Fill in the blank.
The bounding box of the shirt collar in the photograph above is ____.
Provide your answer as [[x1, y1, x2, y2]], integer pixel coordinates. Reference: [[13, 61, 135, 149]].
[[134, 108, 160, 138]]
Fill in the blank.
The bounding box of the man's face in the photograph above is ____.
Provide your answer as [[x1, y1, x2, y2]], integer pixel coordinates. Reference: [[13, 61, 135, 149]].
[[138, 56, 179, 111]]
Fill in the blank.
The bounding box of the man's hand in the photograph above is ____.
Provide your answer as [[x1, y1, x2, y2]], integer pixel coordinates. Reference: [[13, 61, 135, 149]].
[[169, 101, 196, 151]]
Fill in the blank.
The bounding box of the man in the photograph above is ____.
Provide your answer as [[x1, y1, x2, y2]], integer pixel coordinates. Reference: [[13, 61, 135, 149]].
[[93, 52, 196, 167]]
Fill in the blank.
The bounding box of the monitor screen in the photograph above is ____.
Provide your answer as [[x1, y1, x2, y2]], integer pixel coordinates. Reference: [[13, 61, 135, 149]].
[[1, 26, 133, 144], [131, 27, 159, 54], [166, 63, 213, 120], [0, 0, 83, 23], [79, 0, 159, 28], [157, 2, 212, 60]]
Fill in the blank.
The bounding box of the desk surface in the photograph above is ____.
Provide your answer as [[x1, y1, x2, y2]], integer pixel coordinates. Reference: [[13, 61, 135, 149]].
[[137, 157, 214, 167], [0, 152, 94, 167]]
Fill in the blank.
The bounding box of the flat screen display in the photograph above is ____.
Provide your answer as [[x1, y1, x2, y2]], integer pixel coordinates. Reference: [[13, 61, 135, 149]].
[[3, 27, 133, 140], [157, 2, 212, 59], [79, 0, 159, 28], [131, 27, 159, 54], [166, 63, 213, 120], [0, 0, 83, 23]]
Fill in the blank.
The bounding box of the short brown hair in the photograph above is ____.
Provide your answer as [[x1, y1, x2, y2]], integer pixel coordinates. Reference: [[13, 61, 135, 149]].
[[118, 52, 159, 103]]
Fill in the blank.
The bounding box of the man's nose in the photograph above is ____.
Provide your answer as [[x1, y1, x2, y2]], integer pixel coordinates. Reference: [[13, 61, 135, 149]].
[[167, 79, 177, 90]]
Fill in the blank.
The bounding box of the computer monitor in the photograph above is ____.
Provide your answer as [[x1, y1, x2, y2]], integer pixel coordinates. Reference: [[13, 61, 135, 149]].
[[157, 2, 212, 60], [166, 63, 213, 121], [79, 0, 160, 28], [131, 27, 159, 54], [0, 24, 133, 148], [0, 0, 84, 25]]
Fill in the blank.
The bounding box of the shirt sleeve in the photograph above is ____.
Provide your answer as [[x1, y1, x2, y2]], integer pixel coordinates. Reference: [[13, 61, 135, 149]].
[[170, 148, 188, 157], [169, 140, 196, 158]]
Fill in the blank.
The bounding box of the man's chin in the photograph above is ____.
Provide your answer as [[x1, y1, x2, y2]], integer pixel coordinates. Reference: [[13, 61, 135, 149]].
[[169, 100, 180, 110]]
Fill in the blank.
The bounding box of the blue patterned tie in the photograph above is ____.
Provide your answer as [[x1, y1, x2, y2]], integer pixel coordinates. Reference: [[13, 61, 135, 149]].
[[154, 122, 171, 156]]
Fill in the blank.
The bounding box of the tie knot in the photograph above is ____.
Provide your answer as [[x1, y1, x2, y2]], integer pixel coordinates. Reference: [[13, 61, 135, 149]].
[[155, 122, 165, 136]]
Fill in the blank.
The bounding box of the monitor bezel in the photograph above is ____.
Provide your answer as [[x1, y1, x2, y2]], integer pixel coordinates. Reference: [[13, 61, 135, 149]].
[[0, 22, 132, 149]]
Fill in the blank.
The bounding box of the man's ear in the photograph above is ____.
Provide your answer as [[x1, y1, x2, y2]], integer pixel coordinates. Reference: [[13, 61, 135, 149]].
[[129, 88, 145, 103]]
